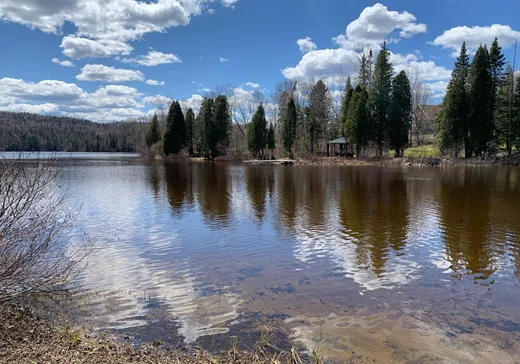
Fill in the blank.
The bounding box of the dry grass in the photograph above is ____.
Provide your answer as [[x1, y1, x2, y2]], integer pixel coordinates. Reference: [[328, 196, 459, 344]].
[[0, 304, 322, 364]]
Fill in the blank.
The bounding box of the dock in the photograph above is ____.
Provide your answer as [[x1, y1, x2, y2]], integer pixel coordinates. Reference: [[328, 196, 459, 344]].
[[243, 159, 295, 165]]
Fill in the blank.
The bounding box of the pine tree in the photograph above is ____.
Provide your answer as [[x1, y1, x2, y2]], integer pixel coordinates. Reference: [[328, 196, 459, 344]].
[[495, 65, 515, 155], [247, 104, 268, 158], [267, 123, 275, 158], [185, 108, 195, 155], [308, 80, 332, 153], [368, 44, 394, 157], [357, 50, 373, 89], [340, 78, 354, 138], [389, 71, 412, 157], [213, 95, 231, 156], [346, 85, 369, 156], [163, 101, 186, 155], [468, 45, 493, 156], [145, 113, 161, 148], [282, 97, 297, 157], [514, 75, 520, 150]]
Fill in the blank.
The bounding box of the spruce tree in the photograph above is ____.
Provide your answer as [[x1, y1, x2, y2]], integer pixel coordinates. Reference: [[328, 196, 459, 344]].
[[389, 71, 412, 157], [346, 85, 369, 156], [247, 104, 268, 158], [213, 95, 231, 156], [308, 80, 332, 153], [163, 101, 186, 155], [282, 97, 297, 157], [490, 38, 506, 111], [200, 98, 215, 157], [495, 65, 515, 155], [514, 75, 520, 150], [468, 45, 493, 156], [368, 44, 394, 157], [340, 78, 354, 138], [145, 113, 161, 148], [185, 108, 195, 155], [267, 123, 275, 158]]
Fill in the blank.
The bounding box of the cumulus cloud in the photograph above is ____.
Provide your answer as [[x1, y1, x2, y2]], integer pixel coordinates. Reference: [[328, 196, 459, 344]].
[[432, 24, 520, 56], [51, 58, 75, 67], [61, 36, 133, 60], [333, 3, 426, 50], [0, 103, 60, 114], [76, 64, 145, 83], [219, 57, 230, 62], [243, 82, 260, 88], [0, 78, 84, 102], [142, 95, 172, 106], [297, 37, 317, 54], [179, 94, 204, 113], [122, 51, 181, 66], [282, 48, 358, 80], [0, 0, 238, 59], [197, 88, 211, 92], [146, 80, 166, 86]]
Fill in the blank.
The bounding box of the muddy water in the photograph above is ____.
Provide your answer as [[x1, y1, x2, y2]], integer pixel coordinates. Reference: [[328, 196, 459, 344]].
[[65, 160, 520, 363]]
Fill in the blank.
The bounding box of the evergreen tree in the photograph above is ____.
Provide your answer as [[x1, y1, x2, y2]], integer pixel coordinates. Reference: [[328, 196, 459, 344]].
[[346, 85, 369, 156], [213, 95, 231, 156], [514, 75, 520, 150], [308, 80, 332, 153], [340, 78, 354, 138], [185, 108, 195, 155], [200, 98, 215, 157], [282, 97, 297, 157], [193, 111, 204, 156], [468, 45, 493, 156], [368, 44, 394, 157], [357, 50, 373, 89], [247, 104, 268, 158], [145, 113, 161, 148], [163, 101, 186, 155], [495, 65, 516, 155], [389, 71, 412, 157], [490, 38, 506, 116], [437, 43, 470, 157], [267, 123, 275, 158]]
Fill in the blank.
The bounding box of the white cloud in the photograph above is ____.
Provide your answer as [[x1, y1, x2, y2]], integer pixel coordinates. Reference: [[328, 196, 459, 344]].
[[197, 88, 211, 92], [390, 52, 452, 82], [146, 79, 166, 86], [333, 3, 427, 50], [297, 37, 317, 54], [0, 78, 84, 102], [142, 95, 172, 106], [61, 36, 133, 60], [51, 58, 75, 67], [432, 24, 520, 56], [282, 48, 358, 80], [76, 64, 145, 83], [0, 0, 238, 59], [0, 103, 60, 114], [179, 94, 204, 113], [122, 51, 181, 66], [426, 81, 449, 98], [219, 57, 230, 62], [79, 85, 143, 109], [243, 82, 260, 88]]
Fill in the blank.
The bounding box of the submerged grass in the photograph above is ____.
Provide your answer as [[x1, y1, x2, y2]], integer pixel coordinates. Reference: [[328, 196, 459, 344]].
[[0, 304, 322, 364]]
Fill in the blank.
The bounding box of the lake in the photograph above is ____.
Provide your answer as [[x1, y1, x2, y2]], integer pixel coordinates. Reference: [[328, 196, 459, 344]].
[[61, 159, 520, 363]]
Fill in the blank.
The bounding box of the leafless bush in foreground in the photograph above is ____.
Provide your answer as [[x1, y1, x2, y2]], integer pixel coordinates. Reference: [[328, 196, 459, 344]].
[[0, 156, 90, 303]]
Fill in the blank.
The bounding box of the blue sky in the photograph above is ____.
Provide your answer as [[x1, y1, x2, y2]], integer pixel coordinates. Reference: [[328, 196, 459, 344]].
[[0, 0, 518, 122]]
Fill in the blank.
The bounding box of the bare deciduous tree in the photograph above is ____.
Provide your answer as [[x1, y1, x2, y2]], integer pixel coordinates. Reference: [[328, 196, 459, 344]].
[[409, 66, 433, 146], [0, 156, 91, 303]]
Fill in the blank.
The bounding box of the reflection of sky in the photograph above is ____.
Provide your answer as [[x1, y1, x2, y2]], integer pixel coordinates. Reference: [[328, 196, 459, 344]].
[[65, 163, 240, 343]]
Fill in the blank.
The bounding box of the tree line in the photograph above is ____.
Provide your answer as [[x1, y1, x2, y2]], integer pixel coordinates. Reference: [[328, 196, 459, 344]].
[[0, 111, 145, 152], [437, 39, 520, 157]]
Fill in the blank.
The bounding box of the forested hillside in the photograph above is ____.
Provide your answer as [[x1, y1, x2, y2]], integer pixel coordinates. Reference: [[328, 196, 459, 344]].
[[0, 112, 146, 152]]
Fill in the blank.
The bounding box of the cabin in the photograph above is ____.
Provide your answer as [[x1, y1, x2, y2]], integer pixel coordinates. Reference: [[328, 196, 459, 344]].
[[327, 137, 350, 157]]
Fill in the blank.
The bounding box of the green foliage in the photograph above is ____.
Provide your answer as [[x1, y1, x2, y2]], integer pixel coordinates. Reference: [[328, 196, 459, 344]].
[[514, 75, 520, 150], [185, 108, 195, 155], [201, 98, 215, 156], [340, 80, 354, 138], [212, 95, 231, 156], [357, 50, 373, 89], [267, 123, 275, 151], [163, 101, 186, 155], [389, 71, 412, 157], [467, 45, 493, 156], [368, 44, 394, 156], [346, 85, 369, 156], [247, 104, 267, 158], [145, 113, 161, 148], [282, 97, 297, 156], [494, 65, 516, 154]]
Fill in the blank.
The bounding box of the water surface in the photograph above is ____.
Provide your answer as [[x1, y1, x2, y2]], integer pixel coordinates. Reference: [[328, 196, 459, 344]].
[[63, 160, 520, 363]]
